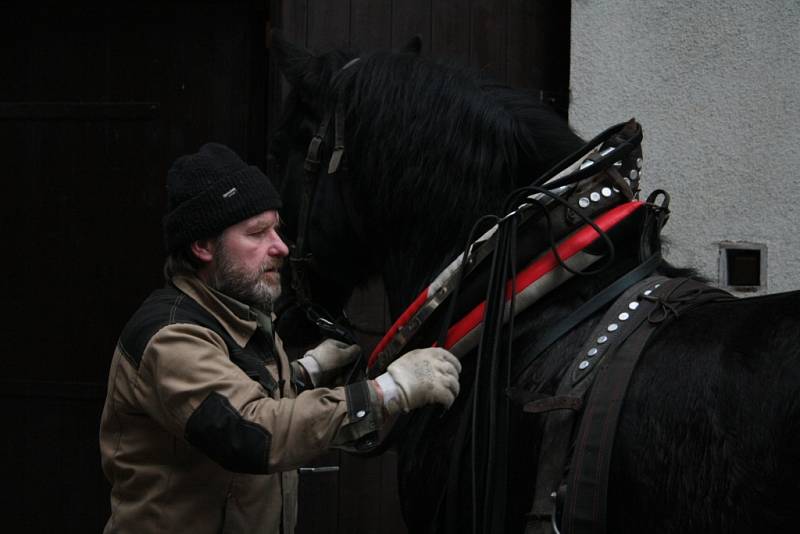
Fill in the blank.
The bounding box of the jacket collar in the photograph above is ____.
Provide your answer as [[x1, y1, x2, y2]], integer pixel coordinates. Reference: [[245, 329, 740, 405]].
[[171, 274, 264, 348]]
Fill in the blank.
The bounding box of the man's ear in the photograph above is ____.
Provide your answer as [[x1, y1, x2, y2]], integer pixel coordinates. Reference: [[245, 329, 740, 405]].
[[190, 239, 215, 264]]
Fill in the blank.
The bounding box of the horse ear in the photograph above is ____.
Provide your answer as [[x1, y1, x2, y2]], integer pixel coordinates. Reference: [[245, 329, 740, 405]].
[[271, 29, 316, 89], [399, 34, 423, 55]]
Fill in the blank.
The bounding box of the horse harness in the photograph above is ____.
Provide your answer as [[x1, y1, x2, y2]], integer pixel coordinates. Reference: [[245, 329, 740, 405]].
[[286, 57, 364, 347], [360, 119, 733, 532], [289, 101, 734, 533], [522, 276, 733, 534]]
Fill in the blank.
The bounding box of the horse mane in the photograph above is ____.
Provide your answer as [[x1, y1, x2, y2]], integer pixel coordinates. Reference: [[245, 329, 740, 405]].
[[328, 50, 584, 297], [270, 40, 696, 306]]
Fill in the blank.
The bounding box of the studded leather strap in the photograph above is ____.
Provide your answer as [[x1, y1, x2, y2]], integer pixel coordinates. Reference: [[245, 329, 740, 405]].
[[562, 278, 733, 534], [524, 274, 668, 534]]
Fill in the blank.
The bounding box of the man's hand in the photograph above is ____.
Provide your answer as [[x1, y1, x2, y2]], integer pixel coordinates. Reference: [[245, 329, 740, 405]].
[[374, 348, 461, 415], [297, 339, 361, 387]]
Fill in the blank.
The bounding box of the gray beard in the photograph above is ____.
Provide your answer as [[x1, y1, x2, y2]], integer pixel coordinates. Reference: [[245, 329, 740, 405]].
[[211, 245, 282, 311]]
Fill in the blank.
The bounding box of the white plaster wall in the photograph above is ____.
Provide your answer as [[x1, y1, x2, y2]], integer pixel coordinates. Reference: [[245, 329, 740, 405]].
[[570, 0, 800, 293]]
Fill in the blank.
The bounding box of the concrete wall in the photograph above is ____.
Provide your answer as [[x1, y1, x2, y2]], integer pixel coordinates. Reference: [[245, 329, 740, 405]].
[[570, 0, 800, 294]]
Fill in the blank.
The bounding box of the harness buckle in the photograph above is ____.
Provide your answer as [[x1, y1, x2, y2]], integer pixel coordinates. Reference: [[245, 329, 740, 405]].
[[303, 135, 324, 173], [328, 145, 345, 174]]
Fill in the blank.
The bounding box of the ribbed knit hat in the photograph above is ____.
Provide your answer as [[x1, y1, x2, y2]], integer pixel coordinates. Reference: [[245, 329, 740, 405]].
[[163, 142, 282, 252]]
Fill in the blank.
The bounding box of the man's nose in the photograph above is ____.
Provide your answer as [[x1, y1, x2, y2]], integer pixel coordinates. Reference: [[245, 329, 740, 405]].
[[270, 233, 290, 257]]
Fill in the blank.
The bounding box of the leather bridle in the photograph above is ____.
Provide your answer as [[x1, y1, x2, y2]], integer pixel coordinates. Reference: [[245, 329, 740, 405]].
[[286, 58, 363, 347]]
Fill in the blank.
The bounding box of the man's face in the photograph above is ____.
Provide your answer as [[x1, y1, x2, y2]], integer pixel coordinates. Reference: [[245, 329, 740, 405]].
[[209, 210, 289, 310]]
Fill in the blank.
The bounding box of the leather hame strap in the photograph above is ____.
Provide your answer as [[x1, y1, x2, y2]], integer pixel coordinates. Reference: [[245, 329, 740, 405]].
[[561, 278, 732, 534], [523, 274, 669, 534], [512, 251, 663, 380], [522, 278, 732, 534]]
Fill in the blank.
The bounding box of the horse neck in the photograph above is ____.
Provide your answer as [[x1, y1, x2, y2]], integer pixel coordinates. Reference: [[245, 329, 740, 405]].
[[379, 205, 659, 385], [513, 221, 666, 390], [381, 245, 458, 320]]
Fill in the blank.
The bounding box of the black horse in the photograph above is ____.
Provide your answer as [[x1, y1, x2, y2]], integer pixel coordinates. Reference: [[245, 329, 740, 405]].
[[269, 34, 800, 533]]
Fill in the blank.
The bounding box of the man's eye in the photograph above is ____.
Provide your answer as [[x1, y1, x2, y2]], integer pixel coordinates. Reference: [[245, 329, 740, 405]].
[[251, 226, 277, 236]]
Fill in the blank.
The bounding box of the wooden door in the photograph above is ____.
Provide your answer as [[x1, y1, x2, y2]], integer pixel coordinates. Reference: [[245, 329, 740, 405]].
[[0, 2, 268, 530]]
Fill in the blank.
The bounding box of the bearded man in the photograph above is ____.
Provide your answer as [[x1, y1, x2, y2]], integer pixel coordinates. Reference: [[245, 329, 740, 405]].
[[99, 143, 461, 534]]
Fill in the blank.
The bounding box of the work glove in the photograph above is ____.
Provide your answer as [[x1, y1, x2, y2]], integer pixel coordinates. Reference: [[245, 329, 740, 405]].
[[374, 347, 461, 415], [296, 338, 361, 387]]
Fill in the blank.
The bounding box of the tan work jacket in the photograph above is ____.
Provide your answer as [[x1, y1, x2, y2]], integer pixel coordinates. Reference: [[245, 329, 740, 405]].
[[100, 275, 381, 533]]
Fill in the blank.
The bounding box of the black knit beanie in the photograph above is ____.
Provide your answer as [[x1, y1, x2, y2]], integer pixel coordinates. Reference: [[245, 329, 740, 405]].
[[163, 143, 282, 252]]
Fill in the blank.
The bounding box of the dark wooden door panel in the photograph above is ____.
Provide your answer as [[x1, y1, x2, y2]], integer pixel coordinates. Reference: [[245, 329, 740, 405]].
[[351, 0, 393, 51], [2, 2, 268, 532], [432, 0, 471, 64], [392, 0, 432, 54], [470, 0, 507, 80]]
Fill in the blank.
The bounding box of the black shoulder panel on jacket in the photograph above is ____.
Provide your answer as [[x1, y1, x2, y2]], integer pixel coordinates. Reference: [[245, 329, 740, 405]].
[[116, 286, 279, 394], [185, 391, 272, 473], [117, 286, 238, 368], [117, 287, 187, 368]]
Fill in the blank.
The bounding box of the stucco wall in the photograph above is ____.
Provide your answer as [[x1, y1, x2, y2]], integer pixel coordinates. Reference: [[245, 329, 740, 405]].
[[570, 0, 800, 293]]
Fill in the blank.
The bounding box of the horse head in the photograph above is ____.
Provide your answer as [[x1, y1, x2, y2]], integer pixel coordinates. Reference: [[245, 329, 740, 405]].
[[270, 32, 584, 334]]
